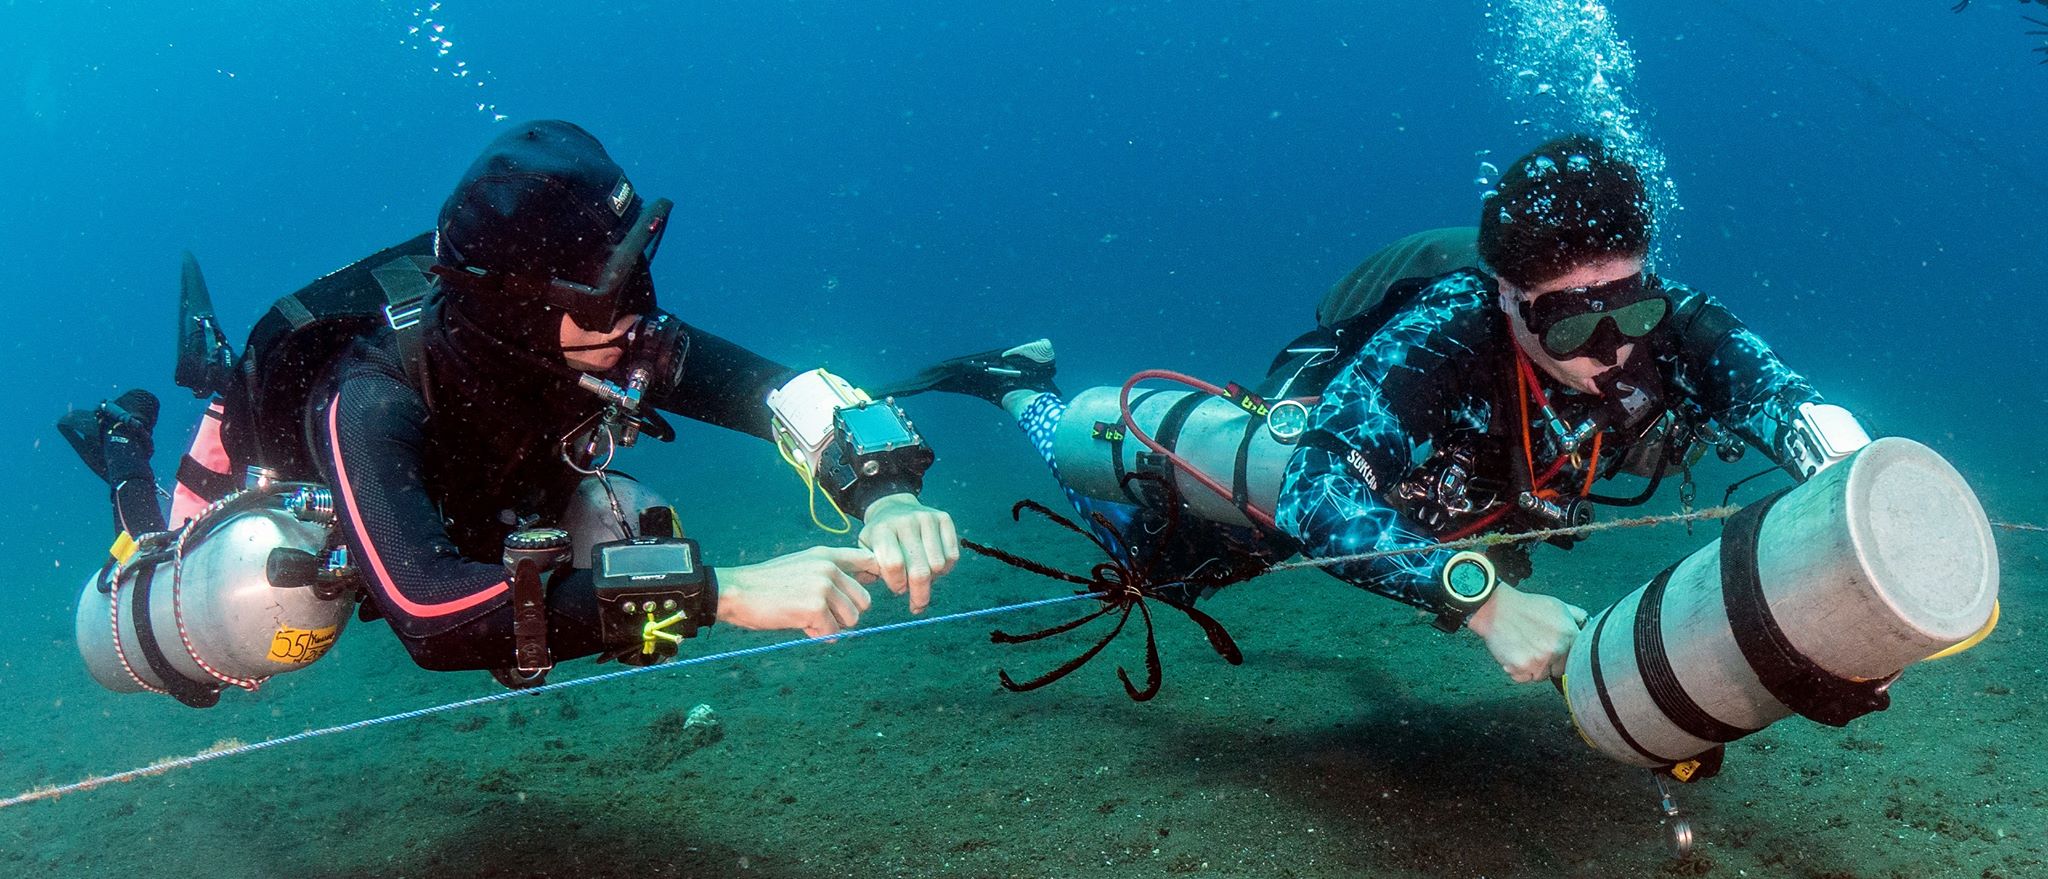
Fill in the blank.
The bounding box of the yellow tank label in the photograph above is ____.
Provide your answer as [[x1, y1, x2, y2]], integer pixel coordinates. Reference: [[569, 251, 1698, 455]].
[[267, 625, 340, 665], [1670, 759, 1702, 783]]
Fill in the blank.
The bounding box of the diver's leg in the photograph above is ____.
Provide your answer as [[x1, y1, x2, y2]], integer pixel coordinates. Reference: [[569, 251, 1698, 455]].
[[1010, 390, 1141, 559], [871, 339, 1058, 405]]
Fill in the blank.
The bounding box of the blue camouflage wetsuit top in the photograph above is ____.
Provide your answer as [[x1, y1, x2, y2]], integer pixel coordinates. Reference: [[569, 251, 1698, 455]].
[[1273, 268, 1821, 618]]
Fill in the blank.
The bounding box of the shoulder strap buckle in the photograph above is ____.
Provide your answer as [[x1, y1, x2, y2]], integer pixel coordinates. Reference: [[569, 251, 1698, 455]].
[[383, 300, 425, 331]]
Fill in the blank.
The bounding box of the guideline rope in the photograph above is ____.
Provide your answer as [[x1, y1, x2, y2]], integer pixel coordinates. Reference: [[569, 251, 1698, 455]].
[[5, 508, 2038, 811]]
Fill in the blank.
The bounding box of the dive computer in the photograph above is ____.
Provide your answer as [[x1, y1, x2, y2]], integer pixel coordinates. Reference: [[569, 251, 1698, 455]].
[[591, 535, 716, 664], [1433, 550, 1499, 633]]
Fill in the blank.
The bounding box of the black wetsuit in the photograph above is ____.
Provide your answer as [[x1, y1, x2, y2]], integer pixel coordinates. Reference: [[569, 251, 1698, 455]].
[[302, 244, 910, 671]]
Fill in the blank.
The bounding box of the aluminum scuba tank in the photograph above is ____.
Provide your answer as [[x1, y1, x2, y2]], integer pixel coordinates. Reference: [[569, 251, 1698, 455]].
[[75, 483, 356, 707], [1050, 384, 1303, 529], [1562, 437, 1999, 768]]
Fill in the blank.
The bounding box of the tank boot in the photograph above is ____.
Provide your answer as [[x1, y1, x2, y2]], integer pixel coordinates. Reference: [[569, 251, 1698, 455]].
[[875, 338, 1060, 405]]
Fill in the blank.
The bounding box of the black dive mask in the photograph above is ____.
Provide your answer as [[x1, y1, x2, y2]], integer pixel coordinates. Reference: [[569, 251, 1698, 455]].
[[434, 197, 671, 333], [1516, 272, 1668, 363]]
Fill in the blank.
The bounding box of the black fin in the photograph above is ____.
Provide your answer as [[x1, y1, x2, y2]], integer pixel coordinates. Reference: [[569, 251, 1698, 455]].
[[174, 251, 237, 397]]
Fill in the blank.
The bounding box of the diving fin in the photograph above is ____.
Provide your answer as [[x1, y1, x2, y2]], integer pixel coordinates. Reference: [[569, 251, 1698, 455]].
[[174, 251, 237, 398]]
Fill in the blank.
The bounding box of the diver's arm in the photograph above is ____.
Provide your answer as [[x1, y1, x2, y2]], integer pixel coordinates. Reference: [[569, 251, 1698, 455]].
[[646, 317, 801, 440], [1663, 285, 1866, 478], [1275, 374, 1455, 613]]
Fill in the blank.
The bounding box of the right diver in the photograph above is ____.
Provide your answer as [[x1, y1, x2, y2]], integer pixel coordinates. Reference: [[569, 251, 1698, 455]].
[[883, 133, 1872, 686]]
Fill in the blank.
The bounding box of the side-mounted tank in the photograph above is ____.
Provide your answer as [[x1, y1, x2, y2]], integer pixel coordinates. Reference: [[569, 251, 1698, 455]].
[[76, 484, 356, 708]]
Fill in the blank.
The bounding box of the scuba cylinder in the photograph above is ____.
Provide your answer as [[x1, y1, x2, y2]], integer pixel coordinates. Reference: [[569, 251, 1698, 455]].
[[75, 479, 358, 708], [1562, 437, 1999, 769], [1050, 376, 1304, 530]]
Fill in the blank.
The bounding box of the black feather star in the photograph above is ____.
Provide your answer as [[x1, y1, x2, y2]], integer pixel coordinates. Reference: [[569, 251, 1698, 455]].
[[960, 479, 1258, 701]]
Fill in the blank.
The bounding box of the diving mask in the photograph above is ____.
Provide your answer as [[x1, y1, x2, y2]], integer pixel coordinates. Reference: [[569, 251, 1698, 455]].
[[434, 197, 672, 332], [1516, 272, 1668, 361]]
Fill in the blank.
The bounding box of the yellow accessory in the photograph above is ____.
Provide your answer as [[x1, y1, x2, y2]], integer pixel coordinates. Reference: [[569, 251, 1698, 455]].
[[108, 531, 139, 566], [640, 610, 689, 655], [1922, 600, 1999, 661]]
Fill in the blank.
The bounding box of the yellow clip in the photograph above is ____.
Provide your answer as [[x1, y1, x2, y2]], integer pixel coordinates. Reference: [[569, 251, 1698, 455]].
[[639, 611, 688, 655], [108, 531, 139, 566]]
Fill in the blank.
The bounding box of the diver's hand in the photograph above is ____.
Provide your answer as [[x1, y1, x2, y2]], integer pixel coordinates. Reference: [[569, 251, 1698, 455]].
[[857, 492, 960, 614], [1465, 582, 1588, 683], [714, 547, 880, 638]]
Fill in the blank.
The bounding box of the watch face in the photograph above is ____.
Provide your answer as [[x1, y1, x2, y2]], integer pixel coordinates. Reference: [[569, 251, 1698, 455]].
[[1267, 399, 1311, 443], [1447, 560, 1491, 601]]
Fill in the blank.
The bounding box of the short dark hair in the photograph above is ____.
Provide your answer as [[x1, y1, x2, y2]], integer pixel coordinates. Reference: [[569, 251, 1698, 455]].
[[1476, 134, 1653, 290]]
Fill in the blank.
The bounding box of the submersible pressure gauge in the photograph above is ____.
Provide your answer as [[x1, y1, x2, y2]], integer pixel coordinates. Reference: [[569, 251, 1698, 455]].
[[1266, 399, 1310, 444]]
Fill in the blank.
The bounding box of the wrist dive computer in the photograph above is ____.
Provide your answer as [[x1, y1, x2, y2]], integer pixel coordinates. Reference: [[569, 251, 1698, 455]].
[[592, 536, 717, 666], [1433, 550, 1499, 633]]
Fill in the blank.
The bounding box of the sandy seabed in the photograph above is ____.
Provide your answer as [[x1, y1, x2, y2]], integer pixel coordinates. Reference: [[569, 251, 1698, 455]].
[[1, 486, 2040, 879]]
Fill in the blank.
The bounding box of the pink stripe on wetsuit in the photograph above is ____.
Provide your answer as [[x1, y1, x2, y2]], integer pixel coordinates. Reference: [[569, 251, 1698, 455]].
[[325, 389, 508, 625]]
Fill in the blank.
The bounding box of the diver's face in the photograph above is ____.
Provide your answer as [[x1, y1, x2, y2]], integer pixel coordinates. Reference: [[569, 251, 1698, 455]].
[[1501, 255, 1646, 394], [559, 313, 639, 373]]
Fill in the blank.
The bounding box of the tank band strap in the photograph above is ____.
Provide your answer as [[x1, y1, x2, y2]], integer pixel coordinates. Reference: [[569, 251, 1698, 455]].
[[1231, 407, 1260, 510], [174, 455, 238, 505], [1721, 489, 1894, 727], [1635, 565, 1757, 744], [1123, 390, 1202, 509], [1108, 389, 1167, 506], [1585, 602, 1680, 765], [126, 565, 223, 709]]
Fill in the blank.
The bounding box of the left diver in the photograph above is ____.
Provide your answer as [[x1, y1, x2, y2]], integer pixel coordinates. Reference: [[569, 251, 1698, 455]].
[[60, 120, 960, 705]]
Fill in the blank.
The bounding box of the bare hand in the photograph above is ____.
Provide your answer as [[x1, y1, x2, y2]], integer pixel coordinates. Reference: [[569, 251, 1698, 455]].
[[1465, 582, 1588, 683], [715, 547, 881, 638], [857, 492, 960, 614]]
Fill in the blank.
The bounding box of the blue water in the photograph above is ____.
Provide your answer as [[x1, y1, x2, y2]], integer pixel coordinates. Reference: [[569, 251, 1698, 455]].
[[2, 2, 2043, 876]]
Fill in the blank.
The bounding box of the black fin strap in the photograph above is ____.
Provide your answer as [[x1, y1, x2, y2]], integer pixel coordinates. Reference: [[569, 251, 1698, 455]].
[[1721, 489, 1893, 727], [1635, 564, 1756, 744], [127, 564, 222, 708]]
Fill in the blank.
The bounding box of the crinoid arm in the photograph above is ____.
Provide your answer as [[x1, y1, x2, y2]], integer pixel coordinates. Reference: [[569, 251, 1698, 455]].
[[1154, 592, 1244, 666], [996, 604, 1135, 692], [1114, 600, 1164, 701], [990, 601, 1118, 644], [960, 538, 1096, 588], [1013, 498, 1124, 560]]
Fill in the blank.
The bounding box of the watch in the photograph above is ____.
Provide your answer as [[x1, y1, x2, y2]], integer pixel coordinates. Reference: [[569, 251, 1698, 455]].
[[1432, 550, 1498, 632]]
